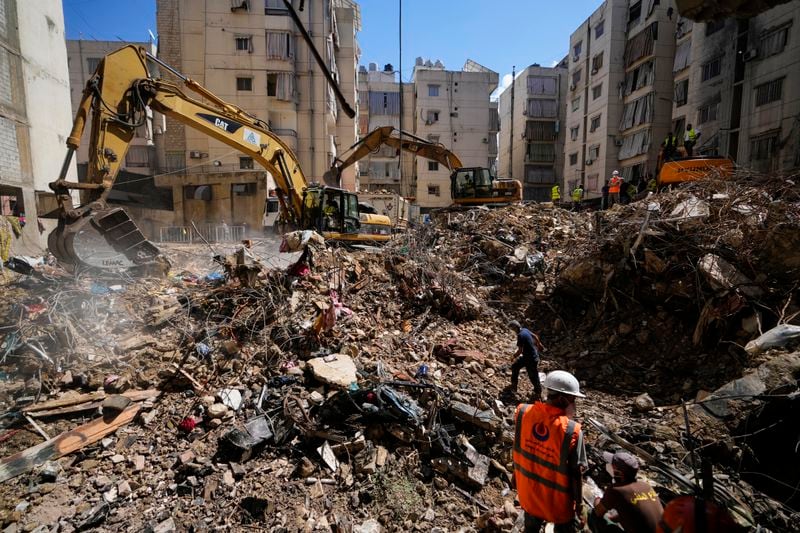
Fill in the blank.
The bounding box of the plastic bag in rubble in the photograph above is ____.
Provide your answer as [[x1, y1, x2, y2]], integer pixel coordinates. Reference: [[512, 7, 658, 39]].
[[280, 230, 325, 253], [526, 251, 546, 274], [745, 324, 800, 355]]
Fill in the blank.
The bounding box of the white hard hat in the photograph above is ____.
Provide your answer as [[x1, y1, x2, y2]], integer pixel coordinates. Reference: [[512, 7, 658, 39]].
[[543, 370, 586, 398], [612, 170, 620, 176]]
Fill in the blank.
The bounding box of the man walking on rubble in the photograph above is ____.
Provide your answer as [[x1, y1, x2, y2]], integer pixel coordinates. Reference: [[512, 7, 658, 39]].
[[591, 451, 663, 532], [609, 171, 622, 207], [513, 371, 588, 532], [505, 320, 544, 400]]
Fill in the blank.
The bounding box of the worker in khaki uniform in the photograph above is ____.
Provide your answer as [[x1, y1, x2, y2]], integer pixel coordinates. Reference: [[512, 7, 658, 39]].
[[513, 371, 588, 532], [551, 184, 561, 205]]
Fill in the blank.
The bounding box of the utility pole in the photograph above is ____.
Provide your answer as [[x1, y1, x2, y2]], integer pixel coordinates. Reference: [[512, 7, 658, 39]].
[[509, 65, 515, 181]]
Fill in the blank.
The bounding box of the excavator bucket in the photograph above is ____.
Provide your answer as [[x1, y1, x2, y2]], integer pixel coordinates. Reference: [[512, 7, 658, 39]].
[[49, 208, 166, 272]]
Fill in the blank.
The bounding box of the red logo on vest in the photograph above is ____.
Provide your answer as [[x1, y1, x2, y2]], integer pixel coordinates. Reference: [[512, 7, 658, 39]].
[[533, 422, 550, 441]]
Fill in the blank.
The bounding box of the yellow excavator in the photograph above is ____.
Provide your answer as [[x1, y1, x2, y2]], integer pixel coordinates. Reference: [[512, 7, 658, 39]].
[[48, 45, 392, 272], [326, 126, 522, 207]]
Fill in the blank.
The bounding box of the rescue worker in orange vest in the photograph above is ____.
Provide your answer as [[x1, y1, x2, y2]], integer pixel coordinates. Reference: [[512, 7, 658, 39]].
[[513, 371, 588, 532], [608, 171, 622, 207]]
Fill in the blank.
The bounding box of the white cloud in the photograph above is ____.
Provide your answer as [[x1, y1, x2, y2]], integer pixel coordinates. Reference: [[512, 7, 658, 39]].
[[550, 59, 559, 67]]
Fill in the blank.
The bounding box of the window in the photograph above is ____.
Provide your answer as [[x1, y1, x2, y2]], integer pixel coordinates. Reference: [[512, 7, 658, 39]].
[[588, 144, 600, 161], [705, 19, 725, 36], [125, 146, 152, 168], [526, 143, 556, 162], [592, 84, 602, 100], [571, 96, 581, 112], [570, 125, 580, 141], [573, 41, 583, 58], [592, 52, 604, 73], [628, 1, 642, 29], [624, 23, 657, 67], [750, 131, 780, 160], [569, 153, 578, 166], [701, 57, 722, 82], [698, 101, 719, 124], [622, 60, 654, 95], [526, 99, 557, 118], [525, 121, 557, 141], [755, 78, 783, 107], [760, 23, 790, 57], [265, 0, 288, 14], [266, 32, 294, 59], [428, 161, 439, 171], [235, 35, 253, 52], [230, 0, 250, 11], [267, 72, 295, 100], [428, 134, 440, 143], [426, 110, 439, 123], [427, 185, 440, 196], [572, 69, 582, 86], [673, 39, 691, 72], [619, 92, 654, 130], [674, 79, 688, 107], [595, 20, 605, 39], [527, 76, 557, 95], [239, 157, 254, 169], [428, 85, 440, 97], [590, 114, 601, 132], [524, 166, 555, 185], [236, 77, 253, 91], [232, 183, 257, 196], [184, 185, 212, 201], [86, 57, 101, 73]]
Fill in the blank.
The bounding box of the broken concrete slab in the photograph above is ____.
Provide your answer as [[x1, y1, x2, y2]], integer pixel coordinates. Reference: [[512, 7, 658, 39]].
[[307, 354, 358, 388]]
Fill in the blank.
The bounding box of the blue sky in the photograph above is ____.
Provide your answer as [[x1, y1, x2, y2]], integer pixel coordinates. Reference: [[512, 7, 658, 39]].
[[63, 0, 599, 95]]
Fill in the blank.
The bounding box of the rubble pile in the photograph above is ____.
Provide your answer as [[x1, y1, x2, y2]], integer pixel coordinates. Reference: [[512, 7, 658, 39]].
[[0, 173, 798, 531]]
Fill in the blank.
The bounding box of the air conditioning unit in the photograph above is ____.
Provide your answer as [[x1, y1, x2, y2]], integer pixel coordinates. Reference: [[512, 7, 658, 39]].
[[586, 159, 594, 165], [522, 109, 528, 115], [743, 48, 758, 62], [573, 55, 580, 62], [569, 83, 576, 91], [482, 138, 489, 144], [591, 67, 598, 74], [189, 151, 204, 159], [614, 139, 623, 147], [425, 119, 433, 125]]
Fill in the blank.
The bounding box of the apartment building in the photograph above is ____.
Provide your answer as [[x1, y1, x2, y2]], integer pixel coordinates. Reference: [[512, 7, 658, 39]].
[[0, 0, 77, 253], [355, 63, 414, 194], [155, 0, 361, 230], [413, 59, 499, 209], [670, 3, 799, 172], [66, 40, 157, 176], [564, 0, 676, 198], [497, 62, 567, 202]]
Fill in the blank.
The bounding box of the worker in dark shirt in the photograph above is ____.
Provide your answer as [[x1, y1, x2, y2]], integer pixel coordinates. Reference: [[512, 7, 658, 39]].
[[592, 451, 664, 532], [505, 320, 543, 400]]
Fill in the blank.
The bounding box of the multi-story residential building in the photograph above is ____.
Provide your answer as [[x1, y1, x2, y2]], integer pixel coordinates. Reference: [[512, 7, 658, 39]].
[[0, 0, 77, 252], [66, 40, 157, 176], [498, 61, 567, 202], [565, 0, 676, 198], [412, 59, 499, 209], [671, 3, 799, 173], [155, 0, 361, 231], [738, 3, 800, 173], [355, 62, 414, 194]]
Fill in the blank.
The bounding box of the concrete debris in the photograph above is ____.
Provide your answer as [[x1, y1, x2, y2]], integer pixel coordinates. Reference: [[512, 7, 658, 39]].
[[0, 173, 798, 530]]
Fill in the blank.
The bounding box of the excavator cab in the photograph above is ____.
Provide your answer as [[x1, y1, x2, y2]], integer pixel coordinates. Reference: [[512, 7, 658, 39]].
[[451, 167, 520, 206], [301, 186, 389, 243]]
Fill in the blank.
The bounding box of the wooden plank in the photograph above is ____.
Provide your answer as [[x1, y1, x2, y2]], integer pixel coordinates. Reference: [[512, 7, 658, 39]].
[[23, 389, 160, 414], [0, 405, 140, 483]]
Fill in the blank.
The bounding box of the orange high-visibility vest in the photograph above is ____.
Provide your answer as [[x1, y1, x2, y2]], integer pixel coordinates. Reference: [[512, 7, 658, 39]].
[[513, 402, 580, 524], [609, 177, 621, 193]]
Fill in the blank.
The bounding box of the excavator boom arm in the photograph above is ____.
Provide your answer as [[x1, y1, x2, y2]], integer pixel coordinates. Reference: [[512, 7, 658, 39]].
[[330, 126, 462, 184]]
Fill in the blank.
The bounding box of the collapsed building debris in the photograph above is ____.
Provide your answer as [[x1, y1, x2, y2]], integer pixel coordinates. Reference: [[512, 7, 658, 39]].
[[0, 173, 798, 531]]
